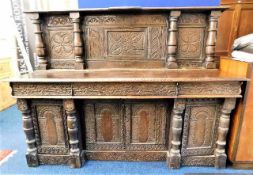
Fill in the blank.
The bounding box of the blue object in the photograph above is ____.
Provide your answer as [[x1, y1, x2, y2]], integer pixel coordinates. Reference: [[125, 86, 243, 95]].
[[78, 0, 221, 8], [1, 105, 253, 175]]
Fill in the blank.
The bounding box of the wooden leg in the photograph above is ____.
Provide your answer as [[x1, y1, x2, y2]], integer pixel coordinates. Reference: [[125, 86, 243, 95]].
[[215, 98, 236, 168], [63, 99, 83, 168], [17, 99, 39, 167], [167, 99, 186, 168]]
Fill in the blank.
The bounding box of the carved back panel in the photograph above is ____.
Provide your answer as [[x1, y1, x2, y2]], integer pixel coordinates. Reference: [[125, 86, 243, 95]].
[[31, 100, 69, 155], [32, 10, 217, 70], [84, 15, 167, 68], [177, 13, 208, 68], [181, 99, 221, 156], [43, 15, 75, 69]]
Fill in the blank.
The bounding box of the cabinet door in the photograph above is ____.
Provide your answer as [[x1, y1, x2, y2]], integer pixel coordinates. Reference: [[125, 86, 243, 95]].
[[181, 99, 221, 156], [125, 101, 168, 150], [31, 100, 69, 155], [84, 101, 124, 150]]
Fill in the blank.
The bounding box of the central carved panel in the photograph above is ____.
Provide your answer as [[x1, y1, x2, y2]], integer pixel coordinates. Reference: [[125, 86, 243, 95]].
[[107, 30, 146, 57], [84, 15, 167, 61]]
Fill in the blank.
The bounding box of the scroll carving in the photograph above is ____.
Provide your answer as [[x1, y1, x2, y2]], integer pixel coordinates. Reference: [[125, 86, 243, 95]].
[[167, 11, 181, 69], [178, 82, 242, 96], [215, 98, 236, 168], [17, 99, 39, 166], [30, 13, 47, 70], [73, 83, 176, 96], [167, 99, 186, 168], [70, 12, 85, 69], [204, 11, 221, 69]]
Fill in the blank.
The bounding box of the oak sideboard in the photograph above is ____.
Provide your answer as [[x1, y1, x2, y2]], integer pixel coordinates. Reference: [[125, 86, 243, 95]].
[[9, 6, 247, 169]]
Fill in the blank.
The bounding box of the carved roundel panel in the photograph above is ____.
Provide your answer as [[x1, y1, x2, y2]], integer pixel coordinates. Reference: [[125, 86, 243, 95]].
[[49, 31, 74, 59], [177, 28, 204, 59]]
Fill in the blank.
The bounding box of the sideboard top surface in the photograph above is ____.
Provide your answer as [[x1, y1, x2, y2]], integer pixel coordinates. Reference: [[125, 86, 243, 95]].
[[24, 6, 229, 13], [9, 69, 248, 83]]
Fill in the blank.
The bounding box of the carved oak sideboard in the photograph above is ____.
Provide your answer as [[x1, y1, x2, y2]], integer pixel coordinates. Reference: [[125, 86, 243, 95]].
[[10, 7, 247, 169]]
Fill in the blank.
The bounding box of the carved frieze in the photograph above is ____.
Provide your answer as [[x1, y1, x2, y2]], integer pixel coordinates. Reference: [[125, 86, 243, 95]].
[[85, 151, 166, 161], [178, 82, 241, 96], [84, 15, 167, 60], [182, 156, 215, 166], [38, 155, 71, 165], [178, 13, 206, 25], [73, 82, 176, 96], [11, 82, 241, 97], [12, 83, 72, 96], [47, 15, 72, 27]]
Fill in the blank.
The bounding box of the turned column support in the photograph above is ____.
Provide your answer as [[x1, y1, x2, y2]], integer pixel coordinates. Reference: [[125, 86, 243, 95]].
[[167, 99, 186, 168], [215, 98, 236, 168], [63, 99, 82, 168], [167, 11, 181, 69], [70, 12, 85, 69], [204, 11, 221, 69], [30, 13, 47, 70], [17, 99, 39, 167]]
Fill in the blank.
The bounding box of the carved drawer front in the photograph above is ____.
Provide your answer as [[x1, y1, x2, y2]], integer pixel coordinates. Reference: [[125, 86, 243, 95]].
[[84, 15, 167, 68], [84, 101, 124, 150], [31, 100, 69, 155], [177, 13, 207, 68], [181, 99, 221, 157], [125, 101, 168, 150], [44, 15, 75, 69]]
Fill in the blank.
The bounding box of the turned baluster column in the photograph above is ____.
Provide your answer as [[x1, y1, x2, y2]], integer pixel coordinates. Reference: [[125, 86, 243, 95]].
[[17, 99, 39, 166], [167, 11, 181, 69], [204, 11, 221, 69], [30, 13, 47, 70], [63, 99, 82, 168], [215, 98, 236, 168], [167, 99, 186, 168], [70, 12, 85, 69]]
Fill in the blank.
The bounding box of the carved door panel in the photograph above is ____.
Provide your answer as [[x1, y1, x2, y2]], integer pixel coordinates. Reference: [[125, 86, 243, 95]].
[[84, 100, 124, 150], [31, 100, 69, 155], [181, 99, 221, 156], [125, 101, 168, 150]]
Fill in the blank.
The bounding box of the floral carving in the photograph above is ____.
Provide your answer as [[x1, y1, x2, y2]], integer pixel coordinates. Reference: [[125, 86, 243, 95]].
[[178, 28, 203, 58], [50, 31, 73, 58]]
